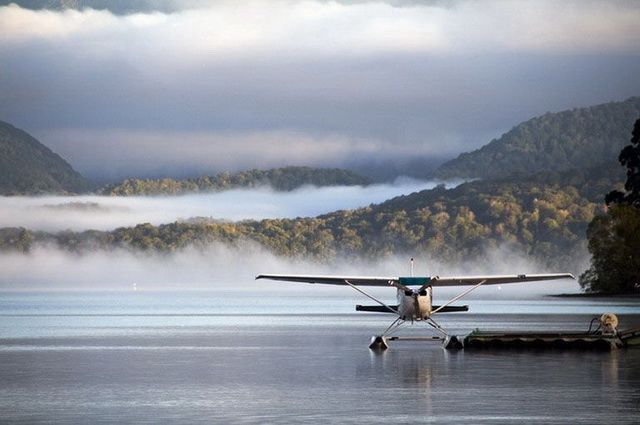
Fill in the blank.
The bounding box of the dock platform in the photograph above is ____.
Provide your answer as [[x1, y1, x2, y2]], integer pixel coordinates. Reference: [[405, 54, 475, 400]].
[[461, 328, 640, 351]]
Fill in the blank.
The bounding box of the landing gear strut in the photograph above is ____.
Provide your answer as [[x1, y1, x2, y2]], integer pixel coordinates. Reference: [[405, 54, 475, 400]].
[[369, 317, 406, 350], [369, 316, 463, 350]]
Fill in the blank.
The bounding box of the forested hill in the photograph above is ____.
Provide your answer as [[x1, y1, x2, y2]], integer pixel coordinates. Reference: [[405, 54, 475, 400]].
[[0, 120, 90, 195], [99, 167, 372, 196], [432, 97, 640, 180], [1, 164, 623, 271]]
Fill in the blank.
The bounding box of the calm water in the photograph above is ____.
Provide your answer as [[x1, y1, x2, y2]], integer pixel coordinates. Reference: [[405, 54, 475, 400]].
[[1, 292, 639, 424]]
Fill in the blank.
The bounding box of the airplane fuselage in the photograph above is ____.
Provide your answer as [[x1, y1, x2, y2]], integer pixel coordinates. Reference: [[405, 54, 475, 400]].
[[397, 287, 432, 321]]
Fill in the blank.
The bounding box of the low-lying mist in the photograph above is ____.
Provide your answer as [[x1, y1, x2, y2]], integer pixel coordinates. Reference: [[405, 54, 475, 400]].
[[0, 178, 456, 232], [0, 242, 582, 297]]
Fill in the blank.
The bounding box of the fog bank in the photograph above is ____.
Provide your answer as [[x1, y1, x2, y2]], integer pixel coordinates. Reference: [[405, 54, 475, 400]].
[[0, 179, 453, 232], [0, 243, 581, 297]]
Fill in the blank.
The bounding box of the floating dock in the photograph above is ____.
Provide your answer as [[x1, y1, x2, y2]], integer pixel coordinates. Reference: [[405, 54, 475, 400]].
[[374, 330, 640, 351], [618, 327, 640, 347], [456, 313, 640, 351], [461, 329, 639, 351]]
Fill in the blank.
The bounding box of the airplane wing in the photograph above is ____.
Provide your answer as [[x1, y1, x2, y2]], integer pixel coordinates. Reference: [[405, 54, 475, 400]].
[[427, 273, 575, 287], [255, 274, 398, 286], [256, 273, 575, 288]]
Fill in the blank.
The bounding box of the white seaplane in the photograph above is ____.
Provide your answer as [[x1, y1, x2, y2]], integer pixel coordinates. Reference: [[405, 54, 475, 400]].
[[256, 266, 574, 349]]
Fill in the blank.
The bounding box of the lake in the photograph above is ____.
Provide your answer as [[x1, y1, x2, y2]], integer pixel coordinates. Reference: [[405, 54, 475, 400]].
[[1, 292, 639, 424]]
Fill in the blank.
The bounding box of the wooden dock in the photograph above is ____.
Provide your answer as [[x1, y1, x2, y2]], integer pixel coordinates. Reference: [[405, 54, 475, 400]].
[[461, 327, 640, 351], [620, 327, 640, 347]]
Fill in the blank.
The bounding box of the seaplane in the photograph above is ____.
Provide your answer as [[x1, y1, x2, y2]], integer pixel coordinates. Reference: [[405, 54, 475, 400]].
[[256, 263, 574, 350]]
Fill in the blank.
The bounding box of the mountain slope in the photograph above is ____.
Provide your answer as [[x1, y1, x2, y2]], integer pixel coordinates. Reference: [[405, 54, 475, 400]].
[[432, 97, 640, 179], [2, 165, 622, 271], [0, 120, 90, 195], [99, 166, 372, 196]]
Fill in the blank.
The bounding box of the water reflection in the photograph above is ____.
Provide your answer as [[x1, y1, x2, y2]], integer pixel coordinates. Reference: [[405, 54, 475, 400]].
[[0, 292, 638, 423]]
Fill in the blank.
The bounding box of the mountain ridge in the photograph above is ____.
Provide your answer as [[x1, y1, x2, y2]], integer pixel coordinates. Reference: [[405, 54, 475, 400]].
[[0, 120, 91, 195], [0, 163, 622, 271], [432, 97, 640, 180]]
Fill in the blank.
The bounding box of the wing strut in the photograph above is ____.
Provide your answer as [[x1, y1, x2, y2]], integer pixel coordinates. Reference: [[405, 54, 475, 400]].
[[344, 280, 398, 315], [431, 279, 486, 315]]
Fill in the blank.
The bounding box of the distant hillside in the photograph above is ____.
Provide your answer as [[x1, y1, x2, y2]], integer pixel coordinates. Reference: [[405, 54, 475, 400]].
[[433, 97, 640, 180], [2, 165, 623, 271], [99, 167, 373, 196], [0, 120, 90, 195]]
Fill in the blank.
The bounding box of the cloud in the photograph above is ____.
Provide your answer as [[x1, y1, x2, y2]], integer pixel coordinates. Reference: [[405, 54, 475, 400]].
[[1, 1, 640, 179], [0, 179, 455, 231], [40, 128, 463, 179], [2, 2, 639, 54]]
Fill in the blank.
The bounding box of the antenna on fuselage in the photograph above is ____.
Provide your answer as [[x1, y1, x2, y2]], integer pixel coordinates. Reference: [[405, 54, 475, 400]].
[[410, 257, 414, 277]]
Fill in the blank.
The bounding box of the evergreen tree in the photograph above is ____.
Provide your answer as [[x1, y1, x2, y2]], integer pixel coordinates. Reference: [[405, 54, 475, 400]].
[[579, 204, 640, 294], [581, 117, 640, 294], [605, 118, 640, 206]]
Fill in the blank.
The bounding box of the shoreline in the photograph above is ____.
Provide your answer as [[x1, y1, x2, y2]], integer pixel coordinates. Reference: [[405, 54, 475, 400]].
[[549, 293, 640, 299]]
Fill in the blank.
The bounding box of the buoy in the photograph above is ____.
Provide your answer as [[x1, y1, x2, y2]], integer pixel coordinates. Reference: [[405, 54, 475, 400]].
[[599, 313, 618, 335]]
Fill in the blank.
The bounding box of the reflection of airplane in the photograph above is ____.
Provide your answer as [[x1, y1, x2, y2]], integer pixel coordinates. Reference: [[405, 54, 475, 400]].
[[256, 270, 575, 349]]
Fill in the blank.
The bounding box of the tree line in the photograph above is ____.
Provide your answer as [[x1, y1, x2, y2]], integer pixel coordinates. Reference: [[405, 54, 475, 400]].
[[99, 166, 372, 196], [1, 165, 618, 272]]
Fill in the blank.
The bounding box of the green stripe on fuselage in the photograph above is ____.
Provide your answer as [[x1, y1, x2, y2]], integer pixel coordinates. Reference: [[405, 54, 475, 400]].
[[399, 277, 431, 286]]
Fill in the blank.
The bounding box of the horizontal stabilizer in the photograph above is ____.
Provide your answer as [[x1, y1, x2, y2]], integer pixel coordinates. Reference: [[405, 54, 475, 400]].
[[431, 305, 469, 313], [356, 305, 399, 313]]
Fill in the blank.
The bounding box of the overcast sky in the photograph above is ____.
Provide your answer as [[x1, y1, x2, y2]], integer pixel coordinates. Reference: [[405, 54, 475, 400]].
[[1, 0, 640, 180]]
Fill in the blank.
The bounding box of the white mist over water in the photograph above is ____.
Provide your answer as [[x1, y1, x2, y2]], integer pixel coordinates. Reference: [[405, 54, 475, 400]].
[[0, 179, 456, 232], [0, 243, 581, 296], [0, 178, 583, 295]]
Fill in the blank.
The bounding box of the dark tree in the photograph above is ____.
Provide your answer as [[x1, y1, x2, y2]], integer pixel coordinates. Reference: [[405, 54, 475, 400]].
[[605, 118, 640, 206], [579, 204, 640, 294], [581, 117, 640, 294]]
